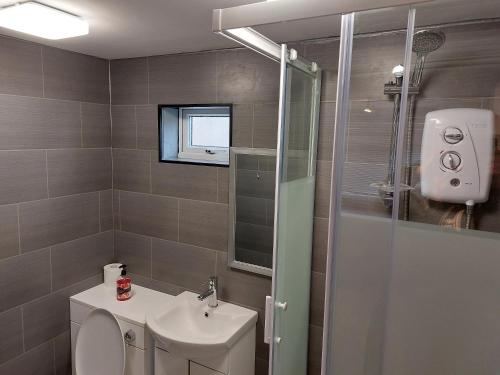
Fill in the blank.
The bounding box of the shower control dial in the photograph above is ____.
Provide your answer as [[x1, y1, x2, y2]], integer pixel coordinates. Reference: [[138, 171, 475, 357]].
[[441, 151, 462, 170], [443, 127, 464, 144]]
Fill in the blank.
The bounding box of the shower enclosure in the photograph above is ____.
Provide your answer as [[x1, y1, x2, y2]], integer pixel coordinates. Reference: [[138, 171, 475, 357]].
[[214, 0, 500, 374]]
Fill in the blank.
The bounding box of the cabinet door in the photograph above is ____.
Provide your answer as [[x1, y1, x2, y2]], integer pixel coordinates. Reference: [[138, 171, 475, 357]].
[[155, 348, 188, 375], [190, 362, 225, 375]]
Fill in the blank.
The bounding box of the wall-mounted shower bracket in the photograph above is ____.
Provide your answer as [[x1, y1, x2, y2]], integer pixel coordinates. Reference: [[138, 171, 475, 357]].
[[384, 84, 419, 96]]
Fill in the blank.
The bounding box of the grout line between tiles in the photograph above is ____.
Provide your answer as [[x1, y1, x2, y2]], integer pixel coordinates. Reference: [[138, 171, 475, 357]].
[[49, 247, 53, 292], [177, 199, 180, 242], [52, 339, 57, 375], [40, 46, 45, 98], [20, 305, 26, 352], [79, 102, 84, 147], [134, 106, 138, 149], [98, 192, 102, 232], [16, 204, 21, 254], [45, 150, 50, 198], [146, 57, 150, 105]]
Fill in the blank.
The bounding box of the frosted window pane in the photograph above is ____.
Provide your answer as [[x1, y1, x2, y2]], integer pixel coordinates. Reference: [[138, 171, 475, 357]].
[[190, 116, 230, 148]]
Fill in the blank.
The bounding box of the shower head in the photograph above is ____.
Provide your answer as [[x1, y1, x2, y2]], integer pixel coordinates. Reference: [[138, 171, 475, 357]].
[[412, 30, 446, 55]]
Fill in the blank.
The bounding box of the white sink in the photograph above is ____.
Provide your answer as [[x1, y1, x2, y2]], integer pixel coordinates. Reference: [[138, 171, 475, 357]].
[[146, 291, 258, 360]]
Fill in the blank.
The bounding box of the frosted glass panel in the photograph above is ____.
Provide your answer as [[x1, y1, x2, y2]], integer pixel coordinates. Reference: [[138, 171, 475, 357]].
[[272, 60, 320, 375]]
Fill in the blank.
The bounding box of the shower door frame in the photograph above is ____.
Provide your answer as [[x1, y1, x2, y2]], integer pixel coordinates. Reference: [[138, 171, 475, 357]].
[[211, 1, 430, 374], [322, 7, 417, 375]]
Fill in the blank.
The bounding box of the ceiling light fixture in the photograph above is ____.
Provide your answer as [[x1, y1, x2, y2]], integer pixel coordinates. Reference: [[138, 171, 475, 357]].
[[0, 2, 89, 40]]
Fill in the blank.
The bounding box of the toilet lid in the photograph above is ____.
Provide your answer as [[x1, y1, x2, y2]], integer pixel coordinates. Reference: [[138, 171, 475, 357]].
[[75, 308, 125, 375]]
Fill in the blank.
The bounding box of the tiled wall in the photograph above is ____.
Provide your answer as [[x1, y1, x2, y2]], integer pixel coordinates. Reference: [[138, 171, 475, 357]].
[[337, 21, 500, 225], [0, 36, 113, 374], [110, 43, 337, 374]]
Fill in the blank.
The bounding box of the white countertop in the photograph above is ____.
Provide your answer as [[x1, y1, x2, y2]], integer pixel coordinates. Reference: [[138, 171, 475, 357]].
[[70, 283, 176, 326]]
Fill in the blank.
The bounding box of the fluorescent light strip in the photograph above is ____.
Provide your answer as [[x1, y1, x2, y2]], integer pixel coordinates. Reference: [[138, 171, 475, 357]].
[[0, 2, 89, 40]]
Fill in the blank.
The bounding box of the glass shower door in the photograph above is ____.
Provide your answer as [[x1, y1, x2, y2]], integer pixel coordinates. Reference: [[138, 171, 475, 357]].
[[270, 44, 321, 375]]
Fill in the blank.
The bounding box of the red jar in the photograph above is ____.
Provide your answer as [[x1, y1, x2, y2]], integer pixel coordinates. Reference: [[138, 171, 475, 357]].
[[117, 277, 131, 301]]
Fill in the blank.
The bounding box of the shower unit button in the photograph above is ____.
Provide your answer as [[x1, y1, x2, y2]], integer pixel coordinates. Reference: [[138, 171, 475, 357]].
[[441, 151, 461, 170], [443, 127, 464, 144]]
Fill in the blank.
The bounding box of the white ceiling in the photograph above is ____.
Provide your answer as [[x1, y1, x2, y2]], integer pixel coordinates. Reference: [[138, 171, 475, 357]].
[[0, 0, 265, 59], [0, 0, 498, 60]]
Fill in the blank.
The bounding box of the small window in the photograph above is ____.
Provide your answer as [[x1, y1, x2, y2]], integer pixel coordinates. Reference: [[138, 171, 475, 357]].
[[159, 105, 232, 166]]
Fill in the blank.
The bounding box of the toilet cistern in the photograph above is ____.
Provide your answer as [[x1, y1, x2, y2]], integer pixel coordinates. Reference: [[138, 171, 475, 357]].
[[197, 276, 218, 308]]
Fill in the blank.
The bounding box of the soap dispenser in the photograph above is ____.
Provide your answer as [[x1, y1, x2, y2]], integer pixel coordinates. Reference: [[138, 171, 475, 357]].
[[116, 264, 132, 301]]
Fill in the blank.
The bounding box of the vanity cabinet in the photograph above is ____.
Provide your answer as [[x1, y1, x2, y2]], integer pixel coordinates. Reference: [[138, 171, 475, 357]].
[[190, 362, 224, 375], [154, 325, 256, 375], [154, 348, 225, 375], [155, 349, 189, 374]]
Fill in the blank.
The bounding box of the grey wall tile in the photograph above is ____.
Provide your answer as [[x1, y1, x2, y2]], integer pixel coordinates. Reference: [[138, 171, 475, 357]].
[[99, 190, 113, 231], [137, 105, 158, 150], [19, 193, 100, 252], [342, 161, 387, 196], [111, 58, 148, 105], [235, 222, 273, 254], [314, 161, 332, 218], [342, 193, 389, 217], [111, 105, 137, 148], [304, 40, 340, 101], [312, 217, 328, 273], [236, 196, 267, 226], [0, 307, 23, 365], [310, 272, 325, 327], [119, 191, 178, 240], [51, 231, 113, 291], [113, 190, 120, 230], [113, 149, 151, 193], [317, 102, 335, 161], [81, 103, 111, 148], [0, 340, 53, 375], [152, 162, 217, 201], [412, 98, 483, 124], [216, 251, 271, 310], [149, 52, 217, 104], [236, 169, 275, 200], [217, 168, 229, 204], [0, 95, 81, 149], [130, 273, 183, 296], [347, 122, 392, 164], [22, 276, 101, 354], [231, 104, 253, 148], [254, 309, 269, 361], [253, 102, 278, 149], [0, 205, 19, 260], [23, 292, 68, 350], [255, 357, 269, 375], [0, 37, 43, 97], [0, 248, 51, 312], [0, 150, 47, 205], [47, 149, 112, 197], [216, 49, 279, 104], [152, 237, 216, 291], [179, 200, 228, 251], [43, 46, 109, 103], [115, 231, 150, 277], [308, 325, 323, 375], [54, 331, 71, 375]]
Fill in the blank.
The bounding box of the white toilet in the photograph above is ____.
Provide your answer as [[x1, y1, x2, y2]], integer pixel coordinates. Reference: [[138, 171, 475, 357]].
[[70, 283, 175, 375], [75, 308, 126, 375]]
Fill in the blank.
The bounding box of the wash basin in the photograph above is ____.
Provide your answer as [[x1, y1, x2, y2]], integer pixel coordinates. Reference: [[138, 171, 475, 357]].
[[146, 291, 258, 360]]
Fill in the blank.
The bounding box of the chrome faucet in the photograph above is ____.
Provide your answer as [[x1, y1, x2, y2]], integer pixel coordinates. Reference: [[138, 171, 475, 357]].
[[198, 276, 218, 308]]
